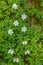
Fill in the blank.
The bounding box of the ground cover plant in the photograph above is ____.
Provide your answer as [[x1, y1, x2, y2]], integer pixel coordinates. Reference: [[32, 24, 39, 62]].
[[0, 0, 43, 65]]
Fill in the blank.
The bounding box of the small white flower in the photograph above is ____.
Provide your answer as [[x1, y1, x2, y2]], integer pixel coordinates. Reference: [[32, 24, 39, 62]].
[[13, 20, 19, 26], [13, 58, 19, 63], [22, 41, 28, 45], [21, 14, 27, 20], [8, 29, 13, 35], [8, 49, 14, 54], [12, 4, 18, 9], [25, 50, 30, 55], [21, 26, 27, 32]]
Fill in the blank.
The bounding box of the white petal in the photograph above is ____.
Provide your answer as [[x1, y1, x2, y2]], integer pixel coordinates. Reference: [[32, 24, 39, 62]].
[[12, 4, 18, 9], [8, 29, 13, 35], [25, 50, 30, 55], [8, 49, 14, 54], [13, 58, 19, 63], [13, 20, 19, 26], [21, 14, 27, 20], [21, 26, 27, 32], [22, 41, 28, 45]]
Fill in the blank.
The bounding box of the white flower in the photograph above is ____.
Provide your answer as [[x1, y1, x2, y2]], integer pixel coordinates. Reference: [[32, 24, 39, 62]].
[[8, 29, 13, 35], [25, 50, 30, 55], [13, 58, 19, 63], [8, 49, 14, 54], [13, 20, 19, 26], [21, 26, 27, 32], [22, 41, 28, 45], [12, 4, 18, 9], [21, 14, 27, 20]]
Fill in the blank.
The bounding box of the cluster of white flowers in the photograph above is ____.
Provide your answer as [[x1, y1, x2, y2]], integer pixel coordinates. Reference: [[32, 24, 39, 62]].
[[8, 49, 19, 63], [8, 4, 27, 35], [7, 3, 30, 63], [8, 22, 27, 35]]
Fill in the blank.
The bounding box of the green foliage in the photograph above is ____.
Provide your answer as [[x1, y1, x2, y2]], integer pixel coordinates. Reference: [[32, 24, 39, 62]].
[[40, 1, 43, 7], [0, 0, 43, 65]]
